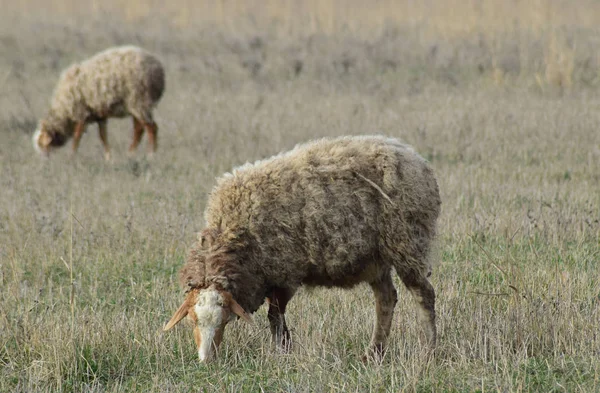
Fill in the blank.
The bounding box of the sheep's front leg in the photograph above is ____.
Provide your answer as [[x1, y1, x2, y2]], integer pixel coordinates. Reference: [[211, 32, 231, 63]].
[[71, 121, 85, 154], [97, 120, 110, 160], [267, 288, 294, 352], [400, 271, 436, 349], [365, 270, 397, 361]]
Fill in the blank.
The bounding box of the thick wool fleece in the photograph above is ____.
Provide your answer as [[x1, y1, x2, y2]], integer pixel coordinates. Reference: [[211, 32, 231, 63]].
[[181, 135, 441, 315], [42, 46, 164, 140]]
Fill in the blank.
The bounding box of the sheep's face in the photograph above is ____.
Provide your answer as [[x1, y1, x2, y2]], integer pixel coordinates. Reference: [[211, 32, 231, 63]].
[[164, 287, 252, 362], [191, 289, 231, 362], [33, 123, 68, 156]]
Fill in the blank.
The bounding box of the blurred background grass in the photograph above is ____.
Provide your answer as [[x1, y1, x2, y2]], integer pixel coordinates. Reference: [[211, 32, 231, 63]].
[[5, 0, 600, 35]]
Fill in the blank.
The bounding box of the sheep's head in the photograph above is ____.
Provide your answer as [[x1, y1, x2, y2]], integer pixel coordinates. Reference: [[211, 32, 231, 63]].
[[164, 286, 252, 362], [33, 121, 68, 156]]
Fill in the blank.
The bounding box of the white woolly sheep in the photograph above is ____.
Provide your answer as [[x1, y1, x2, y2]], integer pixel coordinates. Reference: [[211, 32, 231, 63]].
[[33, 46, 165, 160], [165, 135, 441, 362]]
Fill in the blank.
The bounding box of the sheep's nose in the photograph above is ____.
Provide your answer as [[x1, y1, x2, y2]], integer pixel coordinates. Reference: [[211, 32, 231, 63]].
[[198, 350, 214, 363]]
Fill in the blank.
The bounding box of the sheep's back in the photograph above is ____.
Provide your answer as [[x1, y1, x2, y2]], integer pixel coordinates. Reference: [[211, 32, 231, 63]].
[[75, 47, 164, 117], [205, 136, 440, 284]]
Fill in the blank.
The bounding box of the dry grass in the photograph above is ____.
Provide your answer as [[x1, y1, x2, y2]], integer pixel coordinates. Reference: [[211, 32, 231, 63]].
[[1, 1, 599, 392]]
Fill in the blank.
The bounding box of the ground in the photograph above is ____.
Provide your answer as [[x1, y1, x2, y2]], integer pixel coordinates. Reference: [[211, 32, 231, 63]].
[[0, 1, 599, 392]]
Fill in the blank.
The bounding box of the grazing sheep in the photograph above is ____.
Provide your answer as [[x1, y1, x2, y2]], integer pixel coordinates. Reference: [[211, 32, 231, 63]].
[[165, 135, 441, 362], [33, 46, 165, 160]]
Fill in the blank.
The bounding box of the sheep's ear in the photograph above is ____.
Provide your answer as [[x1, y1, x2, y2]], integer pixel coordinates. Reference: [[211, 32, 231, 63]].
[[199, 235, 209, 248], [199, 229, 215, 248], [164, 290, 197, 331], [227, 295, 253, 324], [163, 301, 189, 331]]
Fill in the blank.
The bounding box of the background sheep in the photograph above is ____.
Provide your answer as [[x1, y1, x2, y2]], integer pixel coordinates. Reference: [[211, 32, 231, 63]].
[[32, 46, 165, 160], [165, 135, 441, 362]]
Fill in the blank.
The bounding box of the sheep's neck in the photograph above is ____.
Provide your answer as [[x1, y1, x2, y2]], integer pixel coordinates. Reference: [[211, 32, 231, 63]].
[[45, 111, 75, 138]]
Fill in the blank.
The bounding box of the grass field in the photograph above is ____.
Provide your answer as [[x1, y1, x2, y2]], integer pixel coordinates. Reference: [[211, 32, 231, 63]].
[[1, 1, 599, 392]]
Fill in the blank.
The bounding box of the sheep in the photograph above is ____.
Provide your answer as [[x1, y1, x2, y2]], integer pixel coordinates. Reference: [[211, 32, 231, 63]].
[[32, 46, 165, 160], [164, 135, 441, 362]]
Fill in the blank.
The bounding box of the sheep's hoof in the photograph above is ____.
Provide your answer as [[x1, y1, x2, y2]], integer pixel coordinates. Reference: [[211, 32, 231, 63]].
[[362, 344, 385, 364], [104, 151, 111, 161], [272, 334, 292, 353], [361, 353, 384, 365], [418, 330, 437, 351], [420, 342, 436, 361]]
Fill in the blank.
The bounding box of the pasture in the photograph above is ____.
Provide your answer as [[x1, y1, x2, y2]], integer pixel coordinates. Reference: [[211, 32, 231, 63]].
[[0, 1, 599, 391]]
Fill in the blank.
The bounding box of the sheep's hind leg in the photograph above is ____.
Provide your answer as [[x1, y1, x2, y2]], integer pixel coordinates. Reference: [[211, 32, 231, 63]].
[[128, 117, 145, 154], [144, 121, 158, 154], [267, 288, 294, 353], [97, 120, 110, 160], [364, 269, 397, 362], [399, 270, 436, 349]]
